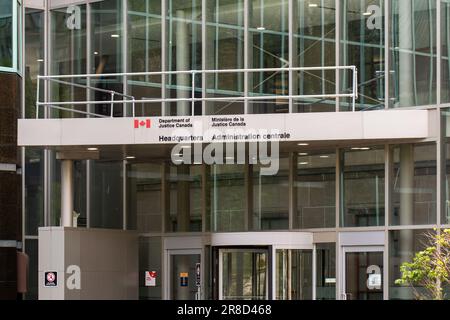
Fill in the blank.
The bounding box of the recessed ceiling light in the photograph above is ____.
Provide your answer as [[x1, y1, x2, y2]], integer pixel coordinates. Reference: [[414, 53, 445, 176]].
[[37, 59, 44, 62], [359, 147, 371, 151], [87, 148, 98, 151], [320, 155, 330, 158], [363, 12, 372, 16], [94, 51, 99, 55], [309, 3, 318, 8], [257, 26, 266, 31], [298, 143, 309, 146], [299, 162, 309, 165], [111, 34, 120, 38], [126, 156, 136, 160], [299, 153, 308, 156]]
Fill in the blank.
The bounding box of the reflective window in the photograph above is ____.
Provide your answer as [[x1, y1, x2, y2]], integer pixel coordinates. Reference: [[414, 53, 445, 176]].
[[205, 0, 245, 115], [166, 164, 202, 232], [295, 151, 336, 229], [128, 163, 162, 232], [90, 161, 123, 229], [252, 156, 289, 230], [276, 249, 313, 300], [341, 147, 385, 227], [341, 0, 385, 111], [128, 0, 162, 117], [167, 0, 202, 116], [25, 8, 44, 119], [51, 5, 87, 118], [91, 0, 124, 117], [249, 0, 289, 114], [221, 249, 268, 300], [389, 229, 432, 299], [210, 164, 246, 232], [25, 149, 44, 236], [391, 144, 437, 226], [0, 1, 13, 68], [390, 0, 437, 107], [294, 0, 336, 113], [316, 243, 336, 300]]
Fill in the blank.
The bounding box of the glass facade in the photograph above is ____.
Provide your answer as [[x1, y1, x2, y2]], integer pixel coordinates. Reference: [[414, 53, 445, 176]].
[[18, 0, 450, 301], [0, 0, 21, 72]]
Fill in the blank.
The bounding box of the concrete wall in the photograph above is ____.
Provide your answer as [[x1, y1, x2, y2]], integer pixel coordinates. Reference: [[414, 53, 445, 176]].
[[38, 227, 138, 300]]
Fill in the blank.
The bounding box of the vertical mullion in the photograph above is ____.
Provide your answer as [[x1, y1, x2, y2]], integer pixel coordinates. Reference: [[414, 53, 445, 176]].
[[44, 0, 50, 227], [335, 0, 341, 112], [244, 0, 249, 114], [437, 0, 442, 229], [288, 0, 293, 113], [86, 2, 92, 229], [202, 0, 206, 115], [385, 0, 390, 109], [161, 0, 167, 116]]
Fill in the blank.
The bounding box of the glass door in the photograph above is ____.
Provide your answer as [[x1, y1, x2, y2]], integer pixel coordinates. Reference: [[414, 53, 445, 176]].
[[342, 247, 384, 300], [168, 250, 201, 300], [219, 249, 268, 300]]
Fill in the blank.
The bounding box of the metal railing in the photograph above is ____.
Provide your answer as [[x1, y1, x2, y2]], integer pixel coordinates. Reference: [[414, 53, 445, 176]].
[[35, 66, 358, 119]]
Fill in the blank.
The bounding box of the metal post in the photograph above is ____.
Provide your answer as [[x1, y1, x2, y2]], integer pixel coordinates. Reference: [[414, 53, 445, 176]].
[[110, 92, 115, 117], [192, 71, 195, 116]]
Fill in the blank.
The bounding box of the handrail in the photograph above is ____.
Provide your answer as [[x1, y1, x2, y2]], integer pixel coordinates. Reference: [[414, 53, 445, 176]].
[[35, 66, 358, 119]]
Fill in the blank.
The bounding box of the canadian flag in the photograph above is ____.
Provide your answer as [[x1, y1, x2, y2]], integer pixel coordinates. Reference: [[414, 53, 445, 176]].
[[134, 119, 151, 129]]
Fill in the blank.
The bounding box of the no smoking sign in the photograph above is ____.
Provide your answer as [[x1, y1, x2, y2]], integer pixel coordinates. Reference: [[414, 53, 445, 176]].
[[45, 272, 58, 287]]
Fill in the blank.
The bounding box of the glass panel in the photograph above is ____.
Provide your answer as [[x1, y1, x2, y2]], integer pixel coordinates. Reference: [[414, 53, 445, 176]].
[[210, 164, 246, 232], [128, 0, 162, 117], [0, 1, 13, 68], [341, 0, 385, 111], [128, 163, 162, 232], [167, 0, 202, 116], [24, 239, 38, 300], [166, 164, 202, 232], [91, 0, 123, 117], [25, 149, 44, 236], [345, 251, 383, 300], [252, 156, 289, 230], [249, 0, 289, 114], [24, 9, 44, 119], [391, 144, 437, 226], [51, 5, 87, 118], [443, 0, 450, 103], [294, 0, 336, 113], [390, 0, 436, 107], [295, 151, 336, 229], [221, 250, 267, 300], [90, 161, 123, 229], [276, 249, 313, 300], [316, 243, 336, 300], [139, 237, 162, 300], [342, 147, 385, 227], [171, 254, 201, 300], [389, 229, 432, 299], [205, 0, 245, 115]]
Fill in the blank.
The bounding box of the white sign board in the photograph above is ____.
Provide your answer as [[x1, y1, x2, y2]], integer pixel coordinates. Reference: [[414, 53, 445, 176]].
[[145, 271, 157, 287]]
